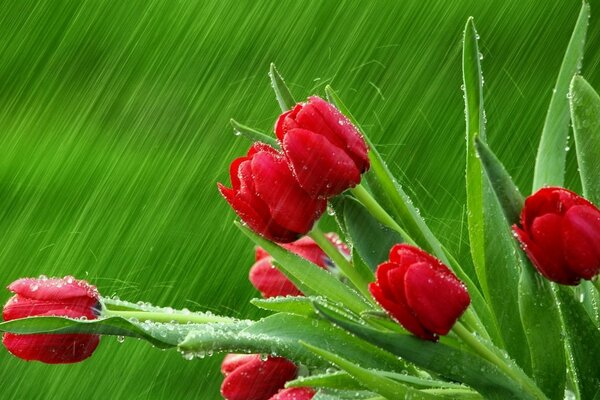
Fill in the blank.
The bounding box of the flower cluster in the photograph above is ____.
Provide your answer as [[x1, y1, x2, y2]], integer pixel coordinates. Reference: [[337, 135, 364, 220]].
[[219, 97, 370, 243]]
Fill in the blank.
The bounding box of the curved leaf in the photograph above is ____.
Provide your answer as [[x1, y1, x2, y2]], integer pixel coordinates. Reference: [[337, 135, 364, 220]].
[[270, 63, 296, 111]]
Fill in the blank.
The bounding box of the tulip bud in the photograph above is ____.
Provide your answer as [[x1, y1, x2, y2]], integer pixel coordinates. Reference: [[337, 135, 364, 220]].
[[220, 354, 298, 400], [2, 276, 100, 364], [513, 187, 600, 285], [250, 234, 349, 298], [275, 96, 370, 198], [369, 244, 470, 341], [269, 387, 316, 400], [219, 143, 327, 243]]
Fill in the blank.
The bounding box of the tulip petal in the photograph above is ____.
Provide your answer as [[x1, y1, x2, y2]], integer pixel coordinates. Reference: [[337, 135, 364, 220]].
[[8, 277, 98, 301], [404, 262, 470, 336], [563, 205, 600, 279], [220, 356, 297, 400], [249, 257, 303, 298], [521, 187, 592, 228], [251, 152, 326, 234], [282, 236, 329, 268], [282, 128, 361, 197], [269, 387, 315, 400], [3, 295, 98, 321], [369, 281, 434, 340], [221, 354, 259, 376]]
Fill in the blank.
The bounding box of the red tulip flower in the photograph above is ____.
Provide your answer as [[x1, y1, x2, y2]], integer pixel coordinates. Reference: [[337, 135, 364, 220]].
[[513, 187, 600, 285], [269, 387, 316, 400], [250, 234, 349, 298], [220, 354, 298, 400], [275, 96, 370, 198], [2, 276, 100, 364], [219, 143, 327, 243], [369, 244, 470, 341]]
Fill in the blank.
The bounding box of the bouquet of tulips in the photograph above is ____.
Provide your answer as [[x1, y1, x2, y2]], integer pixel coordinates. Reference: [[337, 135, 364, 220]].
[[1, 3, 599, 399]]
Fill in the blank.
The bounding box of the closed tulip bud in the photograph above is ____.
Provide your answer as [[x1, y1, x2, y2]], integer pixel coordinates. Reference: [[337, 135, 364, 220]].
[[369, 244, 470, 341], [2, 276, 100, 364], [513, 187, 600, 285], [219, 143, 327, 243], [275, 96, 370, 198], [250, 234, 349, 298], [220, 354, 298, 400], [269, 387, 316, 400]]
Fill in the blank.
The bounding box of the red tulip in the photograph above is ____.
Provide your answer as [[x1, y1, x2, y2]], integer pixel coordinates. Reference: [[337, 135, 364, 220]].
[[219, 143, 327, 243], [250, 234, 349, 298], [513, 187, 600, 285], [275, 96, 370, 198], [269, 387, 316, 400], [220, 354, 298, 400], [2, 276, 100, 364], [369, 244, 470, 341]]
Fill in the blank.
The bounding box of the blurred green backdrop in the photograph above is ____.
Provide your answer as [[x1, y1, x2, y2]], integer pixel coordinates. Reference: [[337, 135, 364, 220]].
[[0, 0, 599, 398]]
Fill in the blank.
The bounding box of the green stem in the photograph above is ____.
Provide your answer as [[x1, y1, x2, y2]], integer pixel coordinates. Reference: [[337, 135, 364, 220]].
[[309, 227, 374, 301], [350, 184, 416, 246], [453, 322, 548, 400], [103, 309, 233, 324], [461, 308, 491, 342]]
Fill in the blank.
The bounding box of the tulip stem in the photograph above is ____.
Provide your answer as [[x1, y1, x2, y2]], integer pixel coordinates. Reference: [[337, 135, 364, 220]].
[[103, 309, 234, 324], [350, 184, 416, 246], [593, 277, 600, 293], [309, 228, 374, 302], [453, 322, 548, 400]]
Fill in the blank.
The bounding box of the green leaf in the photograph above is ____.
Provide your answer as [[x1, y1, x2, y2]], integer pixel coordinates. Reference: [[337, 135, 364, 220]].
[[179, 313, 416, 374], [475, 138, 565, 398], [269, 63, 296, 112], [556, 285, 600, 400], [0, 315, 248, 349], [302, 342, 438, 400], [533, 1, 589, 190], [251, 296, 316, 317], [315, 304, 538, 400], [570, 75, 600, 204], [341, 196, 402, 272], [473, 137, 523, 225], [236, 222, 371, 315], [230, 119, 279, 148], [313, 390, 378, 400], [287, 371, 364, 390], [462, 16, 487, 300]]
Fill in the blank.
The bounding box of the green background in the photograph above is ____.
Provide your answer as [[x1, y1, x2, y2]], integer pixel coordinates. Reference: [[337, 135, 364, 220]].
[[0, 0, 598, 398]]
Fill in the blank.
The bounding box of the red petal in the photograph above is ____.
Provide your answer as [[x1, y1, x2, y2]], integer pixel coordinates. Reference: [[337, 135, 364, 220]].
[[251, 152, 325, 234], [220, 357, 297, 400], [563, 205, 600, 279], [221, 354, 259, 376], [404, 262, 470, 336], [255, 247, 270, 261], [269, 387, 316, 400], [3, 295, 98, 321], [282, 128, 361, 197], [282, 236, 328, 268], [521, 187, 592, 229], [249, 258, 303, 298], [8, 277, 98, 301], [369, 282, 434, 340], [513, 224, 579, 285]]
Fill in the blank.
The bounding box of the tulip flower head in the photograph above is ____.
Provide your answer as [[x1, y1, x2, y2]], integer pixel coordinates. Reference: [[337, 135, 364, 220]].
[[2, 276, 101, 364], [250, 234, 349, 298], [276, 96, 370, 198], [513, 187, 600, 285], [269, 387, 316, 400], [220, 354, 298, 400], [219, 143, 327, 243], [369, 244, 470, 341]]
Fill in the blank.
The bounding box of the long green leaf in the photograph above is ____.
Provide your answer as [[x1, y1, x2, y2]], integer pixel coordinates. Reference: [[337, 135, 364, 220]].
[[532, 1, 589, 190], [303, 342, 437, 400], [474, 138, 565, 399], [555, 286, 600, 400], [0, 315, 249, 349], [269, 63, 296, 112], [315, 304, 538, 400], [179, 313, 415, 374], [570, 75, 600, 204], [236, 222, 371, 314]]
